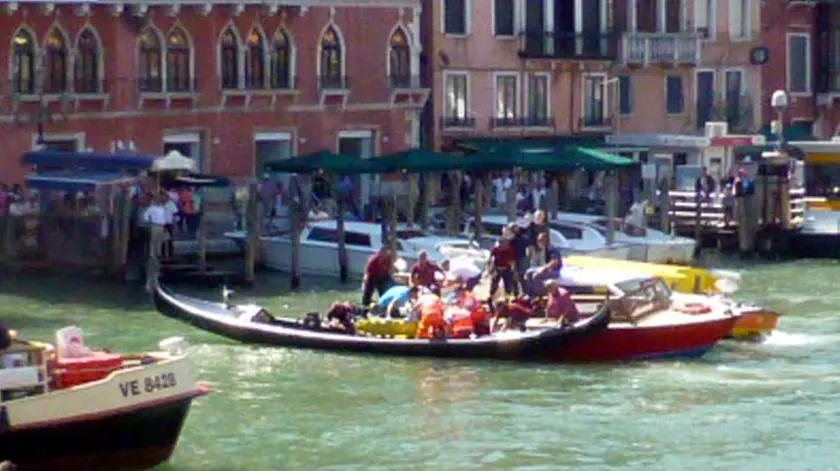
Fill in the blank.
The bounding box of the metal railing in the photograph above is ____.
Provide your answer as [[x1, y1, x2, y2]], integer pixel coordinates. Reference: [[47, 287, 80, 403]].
[[621, 32, 700, 65], [519, 31, 617, 60], [440, 116, 476, 129], [389, 75, 424, 89], [318, 75, 350, 90]]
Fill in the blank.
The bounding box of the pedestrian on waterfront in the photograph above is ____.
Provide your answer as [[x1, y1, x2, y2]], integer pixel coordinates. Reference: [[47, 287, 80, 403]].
[[493, 172, 512, 208], [178, 186, 198, 236], [142, 193, 168, 291], [695, 167, 716, 202], [162, 191, 178, 259], [259, 174, 278, 222], [488, 232, 519, 299], [361, 247, 395, 306]]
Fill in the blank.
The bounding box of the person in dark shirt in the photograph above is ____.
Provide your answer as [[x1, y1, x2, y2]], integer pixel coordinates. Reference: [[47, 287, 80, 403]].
[[361, 248, 394, 306], [523, 232, 563, 297], [695, 167, 716, 202], [489, 237, 519, 298], [509, 223, 531, 280], [410, 250, 444, 294]]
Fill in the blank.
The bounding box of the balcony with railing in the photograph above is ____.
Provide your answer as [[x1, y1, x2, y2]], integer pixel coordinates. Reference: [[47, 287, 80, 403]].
[[621, 33, 700, 66], [519, 31, 617, 61]]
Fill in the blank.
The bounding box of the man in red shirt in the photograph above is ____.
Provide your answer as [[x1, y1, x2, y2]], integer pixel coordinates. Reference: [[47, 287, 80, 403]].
[[544, 280, 580, 326], [410, 251, 444, 294], [488, 237, 519, 298], [362, 248, 395, 306]]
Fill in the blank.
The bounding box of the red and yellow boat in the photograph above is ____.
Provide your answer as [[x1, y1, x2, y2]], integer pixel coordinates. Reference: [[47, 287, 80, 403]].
[[564, 256, 780, 339]]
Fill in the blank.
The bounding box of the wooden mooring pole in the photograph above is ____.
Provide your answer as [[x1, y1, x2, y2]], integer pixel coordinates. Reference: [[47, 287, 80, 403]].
[[693, 197, 703, 258], [289, 175, 305, 290], [336, 190, 349, 283], [244, 181, 260, 284]]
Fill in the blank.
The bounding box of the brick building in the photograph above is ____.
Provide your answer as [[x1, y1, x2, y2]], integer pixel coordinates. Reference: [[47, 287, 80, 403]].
[[0, 1, 429, 188]]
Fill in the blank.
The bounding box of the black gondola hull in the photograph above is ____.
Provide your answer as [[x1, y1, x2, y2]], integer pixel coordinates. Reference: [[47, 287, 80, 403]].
[[153, 283, 609, 362]]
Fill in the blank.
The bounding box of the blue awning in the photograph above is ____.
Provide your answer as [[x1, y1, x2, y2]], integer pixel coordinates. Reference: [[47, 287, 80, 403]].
[[21, 150, 157, 172], [25, 171, 138, 192]]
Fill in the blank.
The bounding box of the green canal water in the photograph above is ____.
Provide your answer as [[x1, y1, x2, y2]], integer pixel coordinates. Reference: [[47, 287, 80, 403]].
[[1, 257, 840, 471]]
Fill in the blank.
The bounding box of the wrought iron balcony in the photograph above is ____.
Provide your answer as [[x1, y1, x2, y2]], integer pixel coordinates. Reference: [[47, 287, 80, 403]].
[[621, 33, 700, 66], [319, 75, 350, 90], [389, 75, 424, 89], [522, 116, 555, 127], [440, 116, 476, 129], [519, 31, 617, 60]]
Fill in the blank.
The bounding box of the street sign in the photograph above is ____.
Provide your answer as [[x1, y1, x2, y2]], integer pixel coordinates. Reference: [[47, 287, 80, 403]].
[[709, 135, 766, 147]]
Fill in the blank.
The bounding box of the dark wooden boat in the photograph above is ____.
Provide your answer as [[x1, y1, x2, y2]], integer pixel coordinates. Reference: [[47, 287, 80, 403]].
[[153, 283, 610, 362]]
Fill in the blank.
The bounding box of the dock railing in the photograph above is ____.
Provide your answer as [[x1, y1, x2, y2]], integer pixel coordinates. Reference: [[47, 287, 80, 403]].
[[667, 187, 805, 234]]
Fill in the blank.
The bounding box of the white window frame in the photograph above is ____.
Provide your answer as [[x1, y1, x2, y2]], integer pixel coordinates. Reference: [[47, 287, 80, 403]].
[[664, 74, 685, 115], [728, 0, 751, 41], [657, 0, 683, 34], [786, 33, 812, 96], [254, 131, 295, 177], [31, 132, 85, 151], [493, 71, 520, 120], [525, 72, 551, 122], [582, 72, 609, 127], [440, 0, 471, 37], [442, 70, 471, 124], [694, 0, 717, 40], [492, 0, 519, 39]]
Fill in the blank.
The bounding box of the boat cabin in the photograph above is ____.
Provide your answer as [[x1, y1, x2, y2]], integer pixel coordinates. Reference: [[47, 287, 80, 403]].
[[555, 268, 674, 324]]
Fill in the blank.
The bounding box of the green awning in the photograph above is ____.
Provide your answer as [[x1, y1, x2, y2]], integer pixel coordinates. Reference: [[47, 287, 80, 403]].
[[563, 146, 636, 171], [758, 122, 815, 143], [456, 139, 635, 172], [264, 150, 384, 175], [372, 148, 466, 173]]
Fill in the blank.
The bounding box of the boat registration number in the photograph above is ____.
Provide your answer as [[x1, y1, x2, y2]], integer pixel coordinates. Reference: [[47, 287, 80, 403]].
[[119, 372, 177, 398]]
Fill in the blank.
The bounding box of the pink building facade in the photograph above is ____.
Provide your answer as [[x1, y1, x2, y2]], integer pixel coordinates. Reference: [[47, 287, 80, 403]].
[[425, 0, 766, 165], [0, 1, 428, 184]]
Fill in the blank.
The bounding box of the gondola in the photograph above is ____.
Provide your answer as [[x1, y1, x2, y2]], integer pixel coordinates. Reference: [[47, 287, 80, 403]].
[[152, 282, 611, 362]]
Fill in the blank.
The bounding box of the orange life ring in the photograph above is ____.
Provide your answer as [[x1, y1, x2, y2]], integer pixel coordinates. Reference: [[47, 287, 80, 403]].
[[676, 303, 712, 315]]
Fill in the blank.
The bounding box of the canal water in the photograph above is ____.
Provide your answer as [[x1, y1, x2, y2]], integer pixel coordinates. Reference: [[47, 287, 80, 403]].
[[1, 257, 839, 471]]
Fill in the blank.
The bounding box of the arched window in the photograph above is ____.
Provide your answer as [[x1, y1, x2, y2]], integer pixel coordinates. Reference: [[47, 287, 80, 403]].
[[388, 28, 411, 88], [167, 27, 191, 92], [44, 28, 68, 94], [270, 29, 291, 89], [74, 29, 100, 93], [138, 28, 162, 92], [11, 29, 36, 94], [220, 28, 239, 89], [319, 26, 343, 88], [245, 30, 265, 89]]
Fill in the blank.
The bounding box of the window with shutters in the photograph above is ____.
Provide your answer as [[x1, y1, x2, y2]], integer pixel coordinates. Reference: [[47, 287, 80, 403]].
[[665, 76, 684, 114], [618, 75, 633, 115], [494, 0, 515, 37], [443, 0, 468, 35], [729, 0, 750, 39], [787, 34, 810, 94]]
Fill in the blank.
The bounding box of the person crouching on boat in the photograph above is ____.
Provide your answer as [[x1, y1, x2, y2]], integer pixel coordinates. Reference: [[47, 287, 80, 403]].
[[523, 233, 563, 297], [362, 247, 395, 306], [326, 302, 358, 334], [491, 297, 534, 332], [411, 250, 444, 295], [416, 296, 448, 339], [544, 280, 580, 327], [378, 285, 421, 318], [488, 232, 519, 299]]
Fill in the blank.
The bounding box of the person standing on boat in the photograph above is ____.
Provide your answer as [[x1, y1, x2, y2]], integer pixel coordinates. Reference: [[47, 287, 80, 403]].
[[411, 251, 444, 294], [362, 247, 395, 307], [488, 233, 519, 299], [142, 193, 168, 291]]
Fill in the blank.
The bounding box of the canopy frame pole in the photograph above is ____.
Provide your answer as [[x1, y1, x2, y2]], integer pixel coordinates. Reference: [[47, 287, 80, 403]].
[[336, 175, 349, 283]]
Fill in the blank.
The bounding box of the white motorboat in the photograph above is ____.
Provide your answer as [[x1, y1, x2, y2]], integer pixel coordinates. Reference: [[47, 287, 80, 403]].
[[437, 215, 632, 261], [226, 220, 489, 278], [553, 212, 696, 264]]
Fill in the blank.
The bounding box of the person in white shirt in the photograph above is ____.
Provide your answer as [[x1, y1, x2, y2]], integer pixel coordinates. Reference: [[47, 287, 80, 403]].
[[493, 172, 512, 208], [142, 194, 168, 292]]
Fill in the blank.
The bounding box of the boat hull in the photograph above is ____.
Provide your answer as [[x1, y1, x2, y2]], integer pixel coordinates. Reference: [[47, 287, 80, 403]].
[[728, 308, 780, 339], [0, 392, 202, 471], [153, 283, 610, 362], [547, 315, 739, 362]]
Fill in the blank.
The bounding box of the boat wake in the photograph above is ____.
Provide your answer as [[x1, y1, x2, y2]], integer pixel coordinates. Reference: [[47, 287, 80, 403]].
[[762, 331, 838, 347]]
